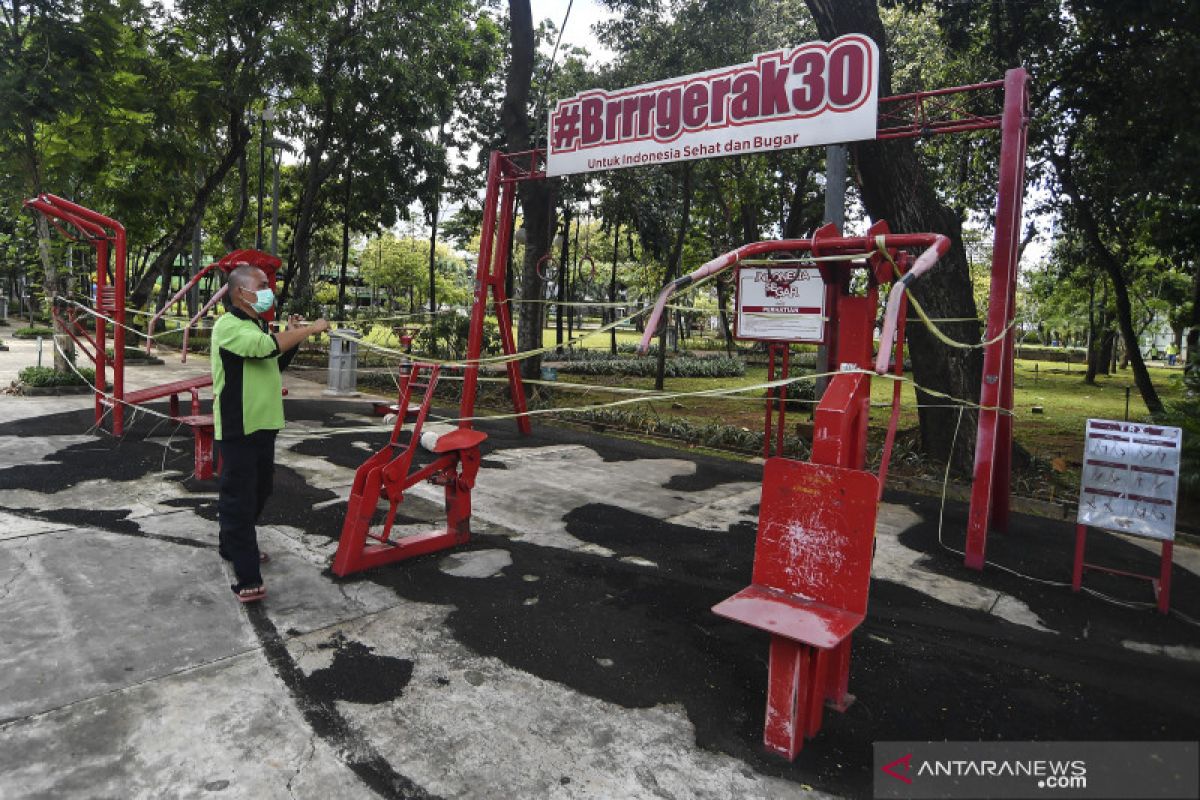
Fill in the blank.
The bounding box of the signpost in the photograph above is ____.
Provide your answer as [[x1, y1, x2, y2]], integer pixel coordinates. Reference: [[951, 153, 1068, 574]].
[[734, 266, 826, 342], [1072, 419, 1182, 613]]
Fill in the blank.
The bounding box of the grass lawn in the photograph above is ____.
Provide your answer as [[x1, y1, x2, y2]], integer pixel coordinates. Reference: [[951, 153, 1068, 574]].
[[525, 354, 1186, 467], [352, 320, 1186, 499]]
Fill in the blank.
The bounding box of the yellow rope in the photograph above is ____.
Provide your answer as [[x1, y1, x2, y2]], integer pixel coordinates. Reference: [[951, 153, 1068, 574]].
[[873, 236, 1015, 349]]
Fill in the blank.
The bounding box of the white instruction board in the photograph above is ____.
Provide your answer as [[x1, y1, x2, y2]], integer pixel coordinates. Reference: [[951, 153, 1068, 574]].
[[1077, 419, 1181, 541], [734, 266, 825, 342]]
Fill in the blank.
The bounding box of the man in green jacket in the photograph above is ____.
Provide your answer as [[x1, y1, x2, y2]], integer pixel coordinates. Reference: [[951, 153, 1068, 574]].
[[212, 264, 328, 602]]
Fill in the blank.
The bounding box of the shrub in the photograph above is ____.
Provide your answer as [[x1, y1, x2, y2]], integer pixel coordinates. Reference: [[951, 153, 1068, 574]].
[[414, 313, 500, 359], [562, 407, 811, 458], [18, 366, 95, 387], [557, 355, 746, 378], [12, 326, 55, 339]]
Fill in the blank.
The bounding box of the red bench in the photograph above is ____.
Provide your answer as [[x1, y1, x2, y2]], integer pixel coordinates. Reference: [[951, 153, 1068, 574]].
[[712, 458, 878, 759], [174, 414, 216, 480], [122, 375, 213, 418]]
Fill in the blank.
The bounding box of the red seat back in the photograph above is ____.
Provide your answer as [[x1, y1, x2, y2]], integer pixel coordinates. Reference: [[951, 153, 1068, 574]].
[[751, 458, 879, 616]]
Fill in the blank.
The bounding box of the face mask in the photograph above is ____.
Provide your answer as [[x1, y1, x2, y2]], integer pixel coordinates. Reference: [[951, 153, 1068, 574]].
[[247, 288, 274, 313]]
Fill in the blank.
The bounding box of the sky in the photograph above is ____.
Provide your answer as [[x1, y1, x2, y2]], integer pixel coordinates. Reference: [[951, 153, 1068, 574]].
[[535, 0, 617, 65]]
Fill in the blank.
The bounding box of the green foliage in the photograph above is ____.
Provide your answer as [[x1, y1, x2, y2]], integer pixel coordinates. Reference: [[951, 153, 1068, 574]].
[[11, 326, 55, 339], [562, 407, 811, 459], [19, 366, 94, 387], [1155, 355, 1200, 499], [557, 355, 745, 379], [414, 312, 499, 360]]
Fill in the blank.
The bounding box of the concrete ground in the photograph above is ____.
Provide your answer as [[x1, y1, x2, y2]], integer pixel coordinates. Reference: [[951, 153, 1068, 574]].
[[1, 334, 1199, 800]]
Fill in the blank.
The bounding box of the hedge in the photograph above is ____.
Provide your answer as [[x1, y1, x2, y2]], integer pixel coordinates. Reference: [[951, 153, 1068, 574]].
[[19, 366, 95, 387], [12, 326, 55, 339]]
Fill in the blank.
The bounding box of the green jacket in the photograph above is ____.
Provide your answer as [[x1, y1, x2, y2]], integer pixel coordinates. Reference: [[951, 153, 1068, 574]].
[[210, 309, 297, 440]]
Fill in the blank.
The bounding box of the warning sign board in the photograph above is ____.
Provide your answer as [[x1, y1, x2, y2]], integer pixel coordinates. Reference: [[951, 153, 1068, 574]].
[[1077, 419, 1182, 541], [734, 266, 825, 342]]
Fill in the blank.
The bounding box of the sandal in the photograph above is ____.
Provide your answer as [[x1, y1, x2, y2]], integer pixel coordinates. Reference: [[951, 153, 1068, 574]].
[[231, 583, 267, 604]]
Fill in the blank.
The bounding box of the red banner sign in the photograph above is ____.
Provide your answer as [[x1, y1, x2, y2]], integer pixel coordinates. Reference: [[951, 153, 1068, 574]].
[[546, 35, 879, 176]]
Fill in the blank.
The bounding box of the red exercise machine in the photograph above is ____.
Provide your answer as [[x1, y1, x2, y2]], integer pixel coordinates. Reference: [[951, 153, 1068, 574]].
[[637, 224, 948, 759]]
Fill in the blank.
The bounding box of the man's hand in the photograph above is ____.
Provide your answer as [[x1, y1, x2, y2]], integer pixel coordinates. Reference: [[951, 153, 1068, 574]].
[[274, 317, 330, 353]]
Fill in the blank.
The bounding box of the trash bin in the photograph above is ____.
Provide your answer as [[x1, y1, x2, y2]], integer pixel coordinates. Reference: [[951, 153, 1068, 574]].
[[325, 328, 361, 396]]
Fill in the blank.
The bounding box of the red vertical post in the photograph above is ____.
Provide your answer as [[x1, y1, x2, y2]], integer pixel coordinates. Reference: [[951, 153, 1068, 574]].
[[94, 238, 109, 426], [459, 152, 503, 428], [1157, 541, 1173, 615], [764, 344, 777, 458], [763, 637, 808, 760], [41, 195, 128, 435], [460, 151, 533, 434], [778, 345, 789, 457], [491, 178, 531, 434], [1071, 524, 1087, 592], [964, 68, 1029, 570]]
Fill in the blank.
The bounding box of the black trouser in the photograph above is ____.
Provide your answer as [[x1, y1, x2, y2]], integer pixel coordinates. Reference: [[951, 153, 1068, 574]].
[[217, 429, 277, 586]]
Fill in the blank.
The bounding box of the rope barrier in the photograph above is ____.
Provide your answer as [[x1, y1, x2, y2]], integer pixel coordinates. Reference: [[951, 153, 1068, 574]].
[[873, 237, 1015, 349]]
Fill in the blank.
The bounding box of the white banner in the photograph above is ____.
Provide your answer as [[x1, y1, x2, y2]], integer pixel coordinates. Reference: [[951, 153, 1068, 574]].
[[546, 35, 879, 177], [735, 266, 825, 342], [1077, 419, 1182, 541]]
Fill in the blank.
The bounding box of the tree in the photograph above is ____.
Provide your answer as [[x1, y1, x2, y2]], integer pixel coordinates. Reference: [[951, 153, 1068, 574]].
[[283, 0, 494, 313], [1, 0, 108, 370], [503, 0, 556, 382], [804, 0, 985, 468]]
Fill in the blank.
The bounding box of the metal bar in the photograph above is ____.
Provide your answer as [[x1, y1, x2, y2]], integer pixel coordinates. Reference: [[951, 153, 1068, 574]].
[[965, 68, 1029, 570], [460, 151, 504, 427], [638, 234, 947, 355], [39, 195, 128, 436]]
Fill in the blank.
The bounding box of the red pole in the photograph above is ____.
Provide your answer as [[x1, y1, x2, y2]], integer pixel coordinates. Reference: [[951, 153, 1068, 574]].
[[777, 345, 789, 457], [964, 68, 1029, 570], [458, 151, 503, 428], [1158, 541, 1173, 615], [492, 176, 531, 433], [1071, 524, 1087, 592]]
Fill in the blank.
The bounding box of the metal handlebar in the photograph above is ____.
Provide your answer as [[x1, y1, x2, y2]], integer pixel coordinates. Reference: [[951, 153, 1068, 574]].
[[873, 235, 950, 374]]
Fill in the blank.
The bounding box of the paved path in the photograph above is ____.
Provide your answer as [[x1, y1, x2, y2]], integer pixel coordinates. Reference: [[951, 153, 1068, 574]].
[[1, 344, 1198, 799]]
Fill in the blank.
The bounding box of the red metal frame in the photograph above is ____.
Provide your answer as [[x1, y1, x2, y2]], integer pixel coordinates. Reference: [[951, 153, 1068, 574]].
[[764, 342, 791, 458], [643, 223, 948, 758], [468, 76, 1029, 557], [333, 363, 489, 576], [23, 194, 126, 432], [964, 69, 1030, 569], [23, 197, 289, 481], [1072, 524, 1173, 615]]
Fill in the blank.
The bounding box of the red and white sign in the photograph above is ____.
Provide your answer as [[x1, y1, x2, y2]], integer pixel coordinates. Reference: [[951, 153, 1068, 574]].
[[546, 35, 879, 177], [735, 266, 825, 342], [1077, 419, 1182, 541]]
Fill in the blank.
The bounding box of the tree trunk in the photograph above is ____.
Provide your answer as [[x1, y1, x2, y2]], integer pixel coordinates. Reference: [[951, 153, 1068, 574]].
[[1085, 276, 1099, 384], [505, 0, 554, 382], [288, 13, 350, 312], [805, 0, 983, 469], [655, 163, 694, 391], [1055, 152, 1163, 413], [222, 148, 250, 252], [556, 206, 571, 351], [716, 274, 734, 355], [338, 155, 353, 314], [130, 111, 251, 311], [609, 218, 620, 355], [1186, 261, 1200, 386]]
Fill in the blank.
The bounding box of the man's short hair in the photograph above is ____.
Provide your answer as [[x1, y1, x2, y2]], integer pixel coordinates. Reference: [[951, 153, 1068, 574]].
[[223, 264, 265, 311]]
